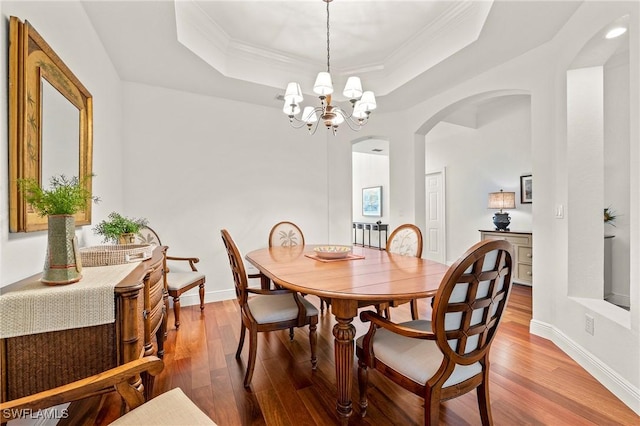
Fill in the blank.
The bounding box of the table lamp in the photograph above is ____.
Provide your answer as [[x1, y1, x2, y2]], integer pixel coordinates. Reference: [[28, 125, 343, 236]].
[[488, 189, 516, 231]]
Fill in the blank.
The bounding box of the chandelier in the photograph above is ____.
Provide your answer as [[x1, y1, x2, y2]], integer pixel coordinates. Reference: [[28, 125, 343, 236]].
[[282, 0, 376, 135]]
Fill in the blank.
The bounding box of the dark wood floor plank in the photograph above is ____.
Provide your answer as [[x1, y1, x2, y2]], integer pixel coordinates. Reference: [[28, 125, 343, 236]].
[[94, 284, 639, 425]]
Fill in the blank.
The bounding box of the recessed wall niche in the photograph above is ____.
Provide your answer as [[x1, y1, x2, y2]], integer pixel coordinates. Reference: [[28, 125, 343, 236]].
[[566, 15, 631, 310]]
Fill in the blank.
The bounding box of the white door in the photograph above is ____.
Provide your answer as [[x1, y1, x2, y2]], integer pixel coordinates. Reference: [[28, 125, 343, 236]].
[[425, 170, 446, 264]]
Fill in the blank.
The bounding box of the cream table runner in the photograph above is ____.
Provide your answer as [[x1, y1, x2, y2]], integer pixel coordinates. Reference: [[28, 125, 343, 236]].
[[0, 262, 141, 339]]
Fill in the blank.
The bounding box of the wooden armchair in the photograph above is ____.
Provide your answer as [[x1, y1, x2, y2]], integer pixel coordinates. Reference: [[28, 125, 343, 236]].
[[221, 229, 318, 387], [356, 239, 514, 425], [0, 356, 215, 425], [136, 227, 206, 329]]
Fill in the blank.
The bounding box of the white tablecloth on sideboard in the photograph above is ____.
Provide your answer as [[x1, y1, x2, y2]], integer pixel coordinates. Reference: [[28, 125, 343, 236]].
[[0, 262, 141, 338]]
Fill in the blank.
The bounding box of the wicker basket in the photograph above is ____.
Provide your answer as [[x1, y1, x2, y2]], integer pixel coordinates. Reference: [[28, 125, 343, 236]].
[[79, 244, 153, 267]]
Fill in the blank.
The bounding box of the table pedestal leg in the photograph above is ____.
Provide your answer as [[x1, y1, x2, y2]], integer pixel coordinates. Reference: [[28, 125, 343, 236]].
[[331, 299, 358, 424]]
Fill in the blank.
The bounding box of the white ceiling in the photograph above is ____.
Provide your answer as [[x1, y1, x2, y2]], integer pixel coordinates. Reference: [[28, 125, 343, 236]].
[[80, 0, 584, 112]]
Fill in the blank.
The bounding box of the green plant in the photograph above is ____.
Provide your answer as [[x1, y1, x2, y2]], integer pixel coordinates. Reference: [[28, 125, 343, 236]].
[[604, 207, 617, 226], [93, 212, 149, 243], [17, 174, 99, 216]]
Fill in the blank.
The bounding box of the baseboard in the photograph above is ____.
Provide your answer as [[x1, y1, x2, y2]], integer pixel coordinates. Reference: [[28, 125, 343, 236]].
[[530, 319, 640, 415], [172, 288, 236, 307]]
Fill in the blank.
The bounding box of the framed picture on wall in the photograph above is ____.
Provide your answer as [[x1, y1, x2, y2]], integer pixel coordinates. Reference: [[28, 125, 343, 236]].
[[520, 175, 532, 203], [362, 186, 382, 217]]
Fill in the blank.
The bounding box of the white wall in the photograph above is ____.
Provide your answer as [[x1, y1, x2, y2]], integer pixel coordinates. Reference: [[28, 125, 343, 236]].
[[352, 152, 390, 223], [425, 96, 532, 264], [604, 50, 631, 306], [120, 82, 332, 302], [0, 1, 126, 287]]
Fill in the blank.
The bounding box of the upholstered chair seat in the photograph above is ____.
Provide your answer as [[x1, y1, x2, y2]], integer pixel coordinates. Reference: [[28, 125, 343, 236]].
[[248, 293, 319, 323], [111, 387, 215, 425], [356, 320, 482, 387]]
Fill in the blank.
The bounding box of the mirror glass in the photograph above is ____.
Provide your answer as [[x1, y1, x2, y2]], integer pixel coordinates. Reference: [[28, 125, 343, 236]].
[[41, 78, 80, 184]]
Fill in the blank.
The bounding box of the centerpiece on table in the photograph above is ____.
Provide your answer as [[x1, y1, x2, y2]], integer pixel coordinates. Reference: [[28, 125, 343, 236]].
[[93, 212, 148, 244], [18, 174, 99, 285]]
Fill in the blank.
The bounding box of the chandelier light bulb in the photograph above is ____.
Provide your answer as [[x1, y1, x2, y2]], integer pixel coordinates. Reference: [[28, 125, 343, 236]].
[[605, 27, 627, 39]]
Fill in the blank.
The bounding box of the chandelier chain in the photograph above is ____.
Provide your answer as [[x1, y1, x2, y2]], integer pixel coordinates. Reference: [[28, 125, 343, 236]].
[[326, 0, 330, 73]]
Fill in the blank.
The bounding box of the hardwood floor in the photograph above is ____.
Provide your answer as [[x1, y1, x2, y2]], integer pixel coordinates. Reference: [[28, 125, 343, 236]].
[[97, 285, 639, 425]]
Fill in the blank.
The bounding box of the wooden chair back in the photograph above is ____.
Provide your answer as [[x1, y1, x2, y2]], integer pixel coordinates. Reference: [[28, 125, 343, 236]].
[[432, 239, 514, 368], [268, 221, 305, 247], [386, 224, 423, 257], [221, 229, 249, 307]]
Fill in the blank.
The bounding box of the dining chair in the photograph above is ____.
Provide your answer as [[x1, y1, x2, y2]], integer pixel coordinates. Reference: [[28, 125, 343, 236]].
[[356, 239, 514, 425], [220, 229, 318, 387], [385, 223, 424, 320], [249, 221, 307, 289], [268, 221, 305, 247], [0, 356, 216, 425], [136, 226, 206, 329]]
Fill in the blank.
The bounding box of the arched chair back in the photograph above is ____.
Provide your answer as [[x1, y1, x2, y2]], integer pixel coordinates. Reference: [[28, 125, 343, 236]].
[[357, 239, 514, 425], [268, 221, 305, 247], [386, 223, 423, 257], [135, 226, 162, 246]]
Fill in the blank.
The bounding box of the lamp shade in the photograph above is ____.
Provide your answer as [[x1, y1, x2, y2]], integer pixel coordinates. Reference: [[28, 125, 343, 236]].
[[488, 190, 516, 210], [359, 91, 377, 111], [343, 76, 363, 99], [282, 100, 300, 116], [284, 82, 303, 104], [301, 106, 317, 123], [313, 72, 334, 96]]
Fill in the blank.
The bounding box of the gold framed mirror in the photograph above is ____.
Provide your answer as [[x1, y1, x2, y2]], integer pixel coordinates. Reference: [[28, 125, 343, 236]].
[[9, 16, 93, 232]]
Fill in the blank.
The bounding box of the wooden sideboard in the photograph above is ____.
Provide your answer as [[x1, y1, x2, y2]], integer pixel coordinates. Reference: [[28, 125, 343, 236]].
[[480, 230, 532, 285], [0, 246, 167, 401]]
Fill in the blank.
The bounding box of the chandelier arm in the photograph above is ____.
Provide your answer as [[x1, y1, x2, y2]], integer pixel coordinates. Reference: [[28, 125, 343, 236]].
[[287, 117, 315, 130], [333, 107, 368, 131], [342, 115, 367, 131]]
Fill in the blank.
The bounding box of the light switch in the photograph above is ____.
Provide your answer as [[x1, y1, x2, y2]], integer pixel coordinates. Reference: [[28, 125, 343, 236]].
[[555, 204, 564, 219]]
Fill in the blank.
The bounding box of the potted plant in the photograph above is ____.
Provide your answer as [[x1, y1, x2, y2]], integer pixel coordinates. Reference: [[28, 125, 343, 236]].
[[18, 174, 99, 285], [604, 207, 617, 226], [94, 212, 149, 244]]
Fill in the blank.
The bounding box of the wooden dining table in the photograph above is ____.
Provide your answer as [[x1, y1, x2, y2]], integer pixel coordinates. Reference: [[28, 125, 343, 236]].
[[245, 244, 449, 424]]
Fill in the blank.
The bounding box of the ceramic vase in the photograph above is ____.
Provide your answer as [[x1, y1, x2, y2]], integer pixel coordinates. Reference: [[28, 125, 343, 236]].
[[42, 214, 82, 285]]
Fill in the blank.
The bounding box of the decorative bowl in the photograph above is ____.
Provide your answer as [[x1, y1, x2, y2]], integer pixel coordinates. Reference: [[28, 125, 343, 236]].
[[314, 245, 352, 259]]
